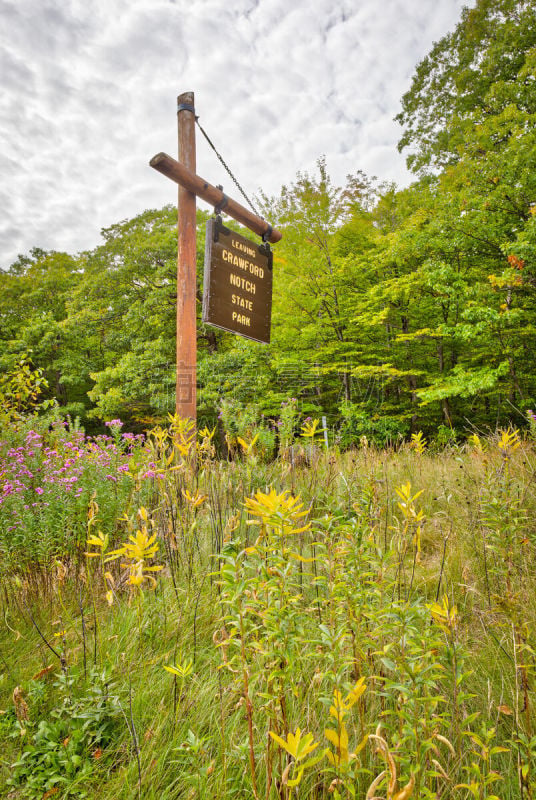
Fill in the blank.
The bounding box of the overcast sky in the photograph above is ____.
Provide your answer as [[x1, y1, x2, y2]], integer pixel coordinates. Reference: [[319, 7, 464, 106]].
[[0, 0, 472, 269]]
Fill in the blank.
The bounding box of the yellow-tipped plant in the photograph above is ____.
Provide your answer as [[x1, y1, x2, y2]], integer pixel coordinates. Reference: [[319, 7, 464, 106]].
[[468, 432, 484, 452], [85, 530, 109, 560], [497, 427, 520, 459], [427, 594, 458, 635], [245, 488, 311, 538], [182, 488, 207, 508], [85, 501, 112, 600], [237, 432, 259, 457], [300, 418, 320, 440], [324, 678, 368, 772], [163, 658, 193, 679], [269, 728, 322, 790], [106, 507, 163, 591], [394, 482, 425, 561], [168, 413, 196, 458], [196, 425, 216, 460], [410, 431, 426, 455], [164, 657, 193, 728]]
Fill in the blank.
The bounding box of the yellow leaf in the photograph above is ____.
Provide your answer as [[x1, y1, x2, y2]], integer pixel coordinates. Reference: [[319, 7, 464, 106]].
[[163, 665, 181, 676], [287, 766, 305, 787], [353, 733, 369, 757], [346, 677, 366, 707], [324, 728, 340, 748], [86, 535, 105, 548], [290, 552, 316, 563], [339, 723, 349, 753], [269, 728, 318, 762], [269, 730, 291, 755]]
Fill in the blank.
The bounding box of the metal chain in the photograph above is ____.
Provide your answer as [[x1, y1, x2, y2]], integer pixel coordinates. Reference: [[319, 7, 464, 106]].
[[195, 117, 262, 218]]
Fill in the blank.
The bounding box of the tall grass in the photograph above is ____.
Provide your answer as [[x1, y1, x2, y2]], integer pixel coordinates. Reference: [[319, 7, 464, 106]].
[[0, 418, 534, 799]]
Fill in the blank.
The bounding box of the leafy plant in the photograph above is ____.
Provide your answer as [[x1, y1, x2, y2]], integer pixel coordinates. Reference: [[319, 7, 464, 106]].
[[8, 670, 121, 799]]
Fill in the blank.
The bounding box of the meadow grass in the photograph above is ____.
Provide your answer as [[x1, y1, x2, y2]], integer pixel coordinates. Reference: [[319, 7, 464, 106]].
[[0, 420, 535, 799]]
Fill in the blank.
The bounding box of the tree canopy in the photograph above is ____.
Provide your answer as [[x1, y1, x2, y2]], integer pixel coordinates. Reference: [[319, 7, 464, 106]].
[[2, 0, 535, 443]]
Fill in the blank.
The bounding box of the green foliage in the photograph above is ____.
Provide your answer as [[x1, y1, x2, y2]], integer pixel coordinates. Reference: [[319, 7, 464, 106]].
[[339, 403, 409, 447], [396, 0, 536, 173], [0, 415, 148, 571], [0, 423, 535, 798], [0, 353, 51, 423], [4, 8, 536, 791], [1, 1, 535, 438], [8, 670, 121, 798]]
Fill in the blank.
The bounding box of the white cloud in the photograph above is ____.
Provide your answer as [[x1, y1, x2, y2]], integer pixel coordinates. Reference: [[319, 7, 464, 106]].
[[0, 0, 471, 268]]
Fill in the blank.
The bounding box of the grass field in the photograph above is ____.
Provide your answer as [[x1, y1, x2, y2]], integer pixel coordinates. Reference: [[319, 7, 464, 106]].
[[0, 417, 535, 799]]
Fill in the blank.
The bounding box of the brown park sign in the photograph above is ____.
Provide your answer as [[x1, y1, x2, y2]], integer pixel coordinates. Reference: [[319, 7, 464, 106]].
[[202, 216, 273, 344]]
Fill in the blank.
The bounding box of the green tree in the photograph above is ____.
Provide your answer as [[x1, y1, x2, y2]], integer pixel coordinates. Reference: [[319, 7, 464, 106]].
[[261, 158, 377, 412], [397, 0, 536, 173], [0, 248, 80, 412]]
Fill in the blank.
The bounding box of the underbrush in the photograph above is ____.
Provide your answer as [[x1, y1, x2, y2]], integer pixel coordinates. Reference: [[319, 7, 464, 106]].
[[0, 418, 535, 799]]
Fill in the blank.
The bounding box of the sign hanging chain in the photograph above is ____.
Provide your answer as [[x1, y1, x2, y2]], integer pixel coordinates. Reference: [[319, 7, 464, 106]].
[[195, 117, 262, 219]]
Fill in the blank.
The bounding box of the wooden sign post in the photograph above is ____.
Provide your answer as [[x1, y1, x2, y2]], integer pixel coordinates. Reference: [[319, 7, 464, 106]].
[[150, 91, 282, 422], [176, 92, 197, 420]]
